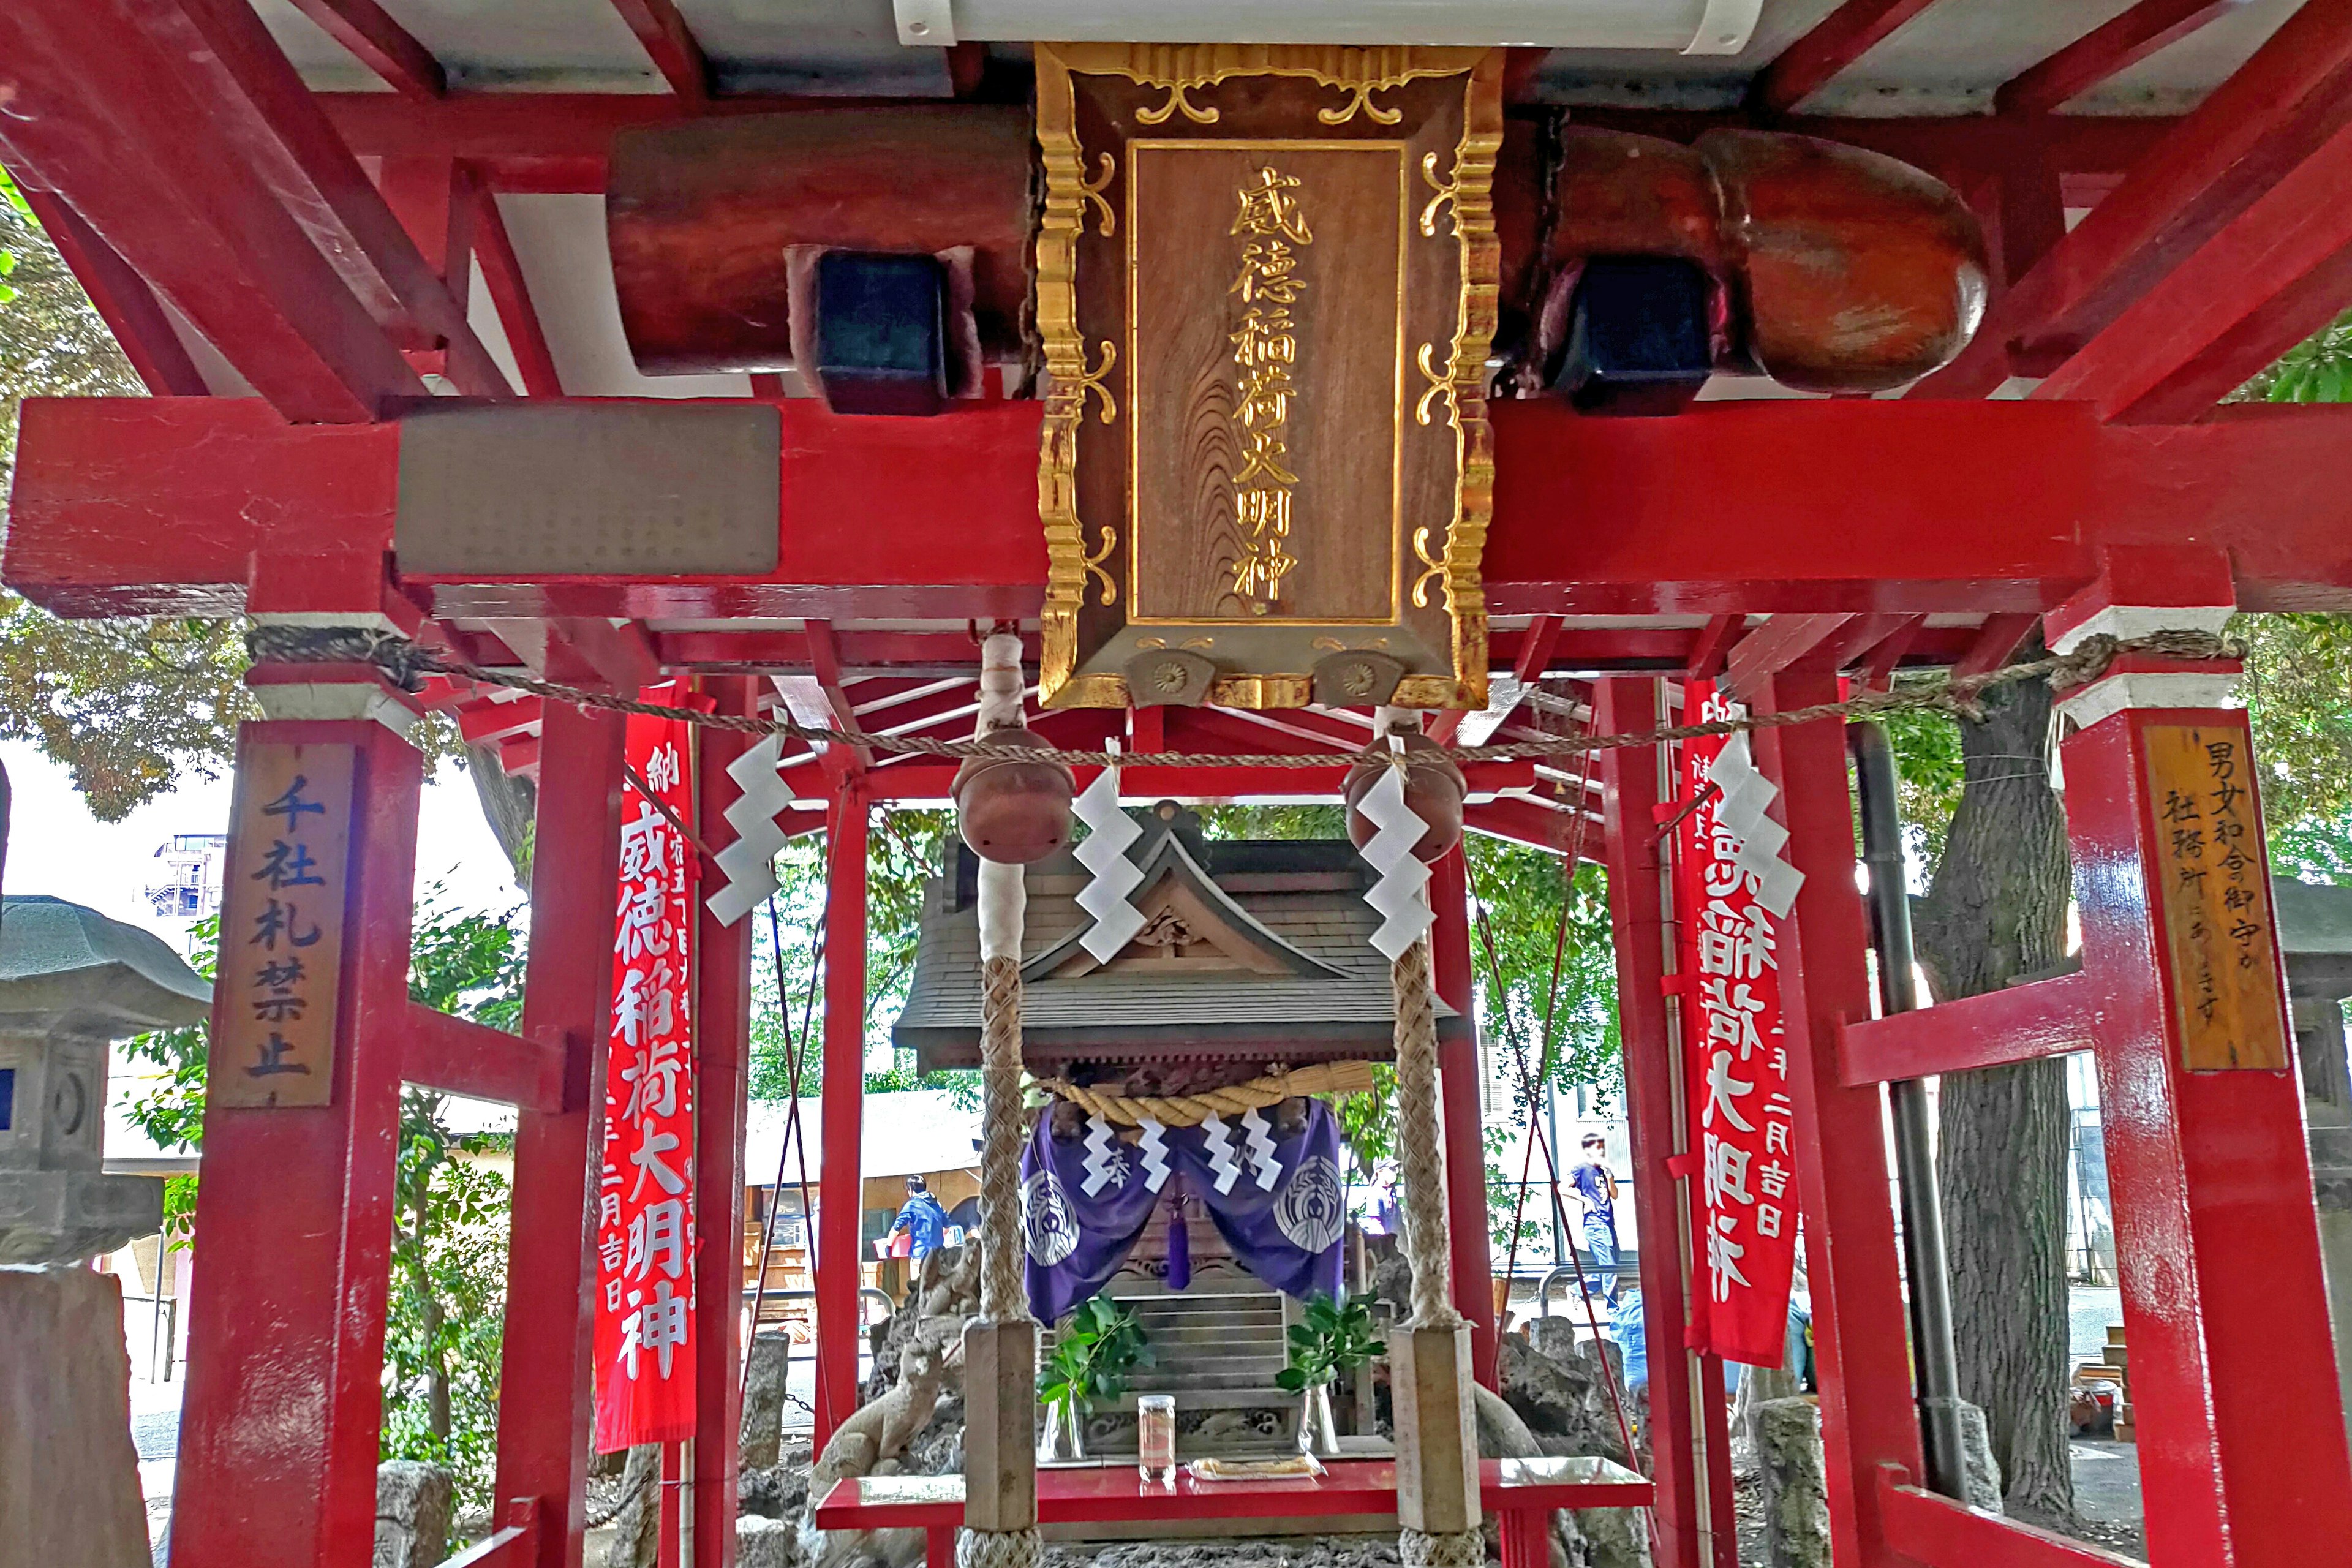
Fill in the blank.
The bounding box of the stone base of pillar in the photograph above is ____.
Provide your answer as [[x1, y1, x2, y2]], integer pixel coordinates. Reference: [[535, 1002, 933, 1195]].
[[960, 1319, 1037, 1532], [1390, 1322, 1481, 1537]]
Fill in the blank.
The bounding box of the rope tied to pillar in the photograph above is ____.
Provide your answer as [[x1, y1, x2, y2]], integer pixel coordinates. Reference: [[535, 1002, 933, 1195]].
[[268, 625, 2244, 772], [1390, 936, 1463, 1331], [1399, 1529, 1490, 1568], [961, 631, 1043, 1568]]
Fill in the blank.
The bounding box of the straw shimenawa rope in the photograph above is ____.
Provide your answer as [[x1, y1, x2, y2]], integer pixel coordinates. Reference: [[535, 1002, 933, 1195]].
[[1390, 936, 1461, 1332], [1034, 1061, 1377, 1128], [246, 625, 2243, 774]]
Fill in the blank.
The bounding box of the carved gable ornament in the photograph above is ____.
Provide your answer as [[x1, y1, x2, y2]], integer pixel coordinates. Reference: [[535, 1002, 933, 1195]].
[[1035, 44, 1502, 711]]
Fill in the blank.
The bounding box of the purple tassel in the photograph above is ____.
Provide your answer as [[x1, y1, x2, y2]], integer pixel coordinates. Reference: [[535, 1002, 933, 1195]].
[[1166, 1191, 1191, 1293]]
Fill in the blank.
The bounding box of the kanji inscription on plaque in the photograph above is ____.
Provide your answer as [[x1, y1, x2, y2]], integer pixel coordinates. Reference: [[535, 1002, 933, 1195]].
[[213, 743, 355, 1107], [2143, 724, 2288, 1071]]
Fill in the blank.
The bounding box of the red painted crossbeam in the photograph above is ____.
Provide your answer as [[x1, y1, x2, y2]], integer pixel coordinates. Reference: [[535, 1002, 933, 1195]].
[[1876, 1469, 2142, 1567], [1835, 969, 2098, 1085], [1995, 0, 2246, 118], [2036, 117, 2352, 423], [1919, 0, 2352, 398], [1749, 0, 1945, 116], [401, 1001, 567, 1113], [15, 396, 2352, 624], [285, 0, 446, 102], [18, 190, 208, 398]]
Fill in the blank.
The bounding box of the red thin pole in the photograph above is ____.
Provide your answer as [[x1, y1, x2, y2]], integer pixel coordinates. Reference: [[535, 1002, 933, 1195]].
[[814, 785, 868, 1445], [1430, 848, 1499, 1387], [1597, 677, 1729, 1568], [692, 676, 757, 1568], [494, 699, 627, 1568]]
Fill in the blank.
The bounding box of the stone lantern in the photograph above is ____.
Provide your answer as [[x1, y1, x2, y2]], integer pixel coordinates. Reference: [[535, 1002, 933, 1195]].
[[0, 894, 211, 1265]]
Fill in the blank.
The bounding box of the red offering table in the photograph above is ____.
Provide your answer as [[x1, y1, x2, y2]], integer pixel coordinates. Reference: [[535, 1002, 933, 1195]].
[[815, 1457, 1654, 1567]]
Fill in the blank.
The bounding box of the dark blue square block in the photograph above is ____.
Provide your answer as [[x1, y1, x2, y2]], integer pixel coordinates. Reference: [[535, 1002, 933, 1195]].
[[1555, 256, 1714, 417], [813, 250, 947, 417]]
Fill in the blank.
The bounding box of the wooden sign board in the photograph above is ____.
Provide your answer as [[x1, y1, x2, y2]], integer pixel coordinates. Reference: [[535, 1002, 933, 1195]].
[[2143, 724, 2290, 1072], [1035, 44, 1502, 710], [211, 742, 355, 1107]]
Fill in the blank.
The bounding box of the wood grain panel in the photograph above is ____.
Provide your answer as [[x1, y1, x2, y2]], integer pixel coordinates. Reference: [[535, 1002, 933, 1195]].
[[2143, 723, 2290, 1071], [1128, 141, 1404, 625]]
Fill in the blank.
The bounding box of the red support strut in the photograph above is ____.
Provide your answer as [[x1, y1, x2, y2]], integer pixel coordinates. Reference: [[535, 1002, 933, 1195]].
[[1431, 848, 1499, 1387], [169, 718, 421, 1568], [815, 787, 869, 1445], [1596, 677, 1738, 1568], [1752, 672, 1923, 1568], [693, 677, 760, 1568], [496, 699, 627, 1568]]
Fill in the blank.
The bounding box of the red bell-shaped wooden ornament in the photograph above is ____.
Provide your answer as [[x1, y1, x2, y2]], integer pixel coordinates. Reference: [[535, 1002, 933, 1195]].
[[952, 726, 1076, 864], [1343, 731, 1466, 864]]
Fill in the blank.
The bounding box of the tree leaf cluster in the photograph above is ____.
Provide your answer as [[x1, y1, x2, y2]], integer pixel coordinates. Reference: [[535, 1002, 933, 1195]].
[[1276, 1289, 1382, 1392], [1040, 1292, 1149, 1411]]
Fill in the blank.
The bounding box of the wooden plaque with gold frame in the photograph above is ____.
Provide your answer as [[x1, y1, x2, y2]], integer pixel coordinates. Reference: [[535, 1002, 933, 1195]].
[[1035, 44, 1502, 710]]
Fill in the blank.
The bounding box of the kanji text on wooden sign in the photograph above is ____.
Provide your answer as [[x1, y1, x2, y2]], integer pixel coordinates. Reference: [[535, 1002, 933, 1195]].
[[2144, 723, 2290, 1072], [213, 743, 354, 1109]]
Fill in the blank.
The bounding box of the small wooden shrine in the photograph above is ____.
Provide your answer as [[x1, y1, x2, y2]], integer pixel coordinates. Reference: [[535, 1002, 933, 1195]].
[[895, 800, 1462, 1079]]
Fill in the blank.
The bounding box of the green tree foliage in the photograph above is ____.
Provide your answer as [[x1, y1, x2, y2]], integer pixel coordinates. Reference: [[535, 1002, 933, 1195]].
[[124, 897, 526, 1521], [747, 807, 980, 1105]]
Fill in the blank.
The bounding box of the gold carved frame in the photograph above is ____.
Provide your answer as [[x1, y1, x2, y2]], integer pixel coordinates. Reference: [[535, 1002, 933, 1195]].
[[1035, 43, 1502, 710]]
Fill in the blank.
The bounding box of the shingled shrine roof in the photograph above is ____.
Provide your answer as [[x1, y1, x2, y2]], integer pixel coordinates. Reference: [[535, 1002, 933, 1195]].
[[894, 802, 1463, 1074]]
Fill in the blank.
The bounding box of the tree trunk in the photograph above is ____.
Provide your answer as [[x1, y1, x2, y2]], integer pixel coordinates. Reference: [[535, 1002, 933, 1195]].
[[467, 744, 538, 885], [1911, 635, 2076, 1525]]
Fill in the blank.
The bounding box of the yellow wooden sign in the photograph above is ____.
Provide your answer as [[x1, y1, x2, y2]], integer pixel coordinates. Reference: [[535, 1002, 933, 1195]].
[[211, 742, 355, 1107], [1035, 43, 1501, 711], [2143, 724, 2289, 1072]]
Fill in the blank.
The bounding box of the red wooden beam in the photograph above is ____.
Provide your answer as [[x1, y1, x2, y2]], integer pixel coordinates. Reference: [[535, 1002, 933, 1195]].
[[1834, 970, 2098, 1086], [1461, 797, 1601, 858], [2034, 118, 2352, 424], [1749, 0, 1947, 116], [285, 0, 445, 102], [1951, 612, 2038, 679], [1996, 0, 2245, 117], [609, 0, 710, 99], [28, 397, 2352, 623], [18, 189, 208, 397], [0, 3, 420, 421], [1683, 614, 1744, 681], [1917, 0, 2352, 398], [814, 788, 865, 1445], [467, 183, 563, 397], [401, 1001, 565, 1112], [1720, 612, 1915, 701], [802, 620, 873, 772], [145, 0, 511, 396], [1877, 1469, 2145, 1567]]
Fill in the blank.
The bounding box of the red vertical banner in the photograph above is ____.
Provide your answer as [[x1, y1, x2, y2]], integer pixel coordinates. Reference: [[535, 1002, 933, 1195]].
[[1673, 680, 1801, 1367], [595, 703, 699, 1451]]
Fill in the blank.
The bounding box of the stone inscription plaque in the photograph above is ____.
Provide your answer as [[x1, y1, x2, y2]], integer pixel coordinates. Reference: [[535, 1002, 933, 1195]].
[[2143, 723, 2289, 1071], [211, 742, 355, 1107]]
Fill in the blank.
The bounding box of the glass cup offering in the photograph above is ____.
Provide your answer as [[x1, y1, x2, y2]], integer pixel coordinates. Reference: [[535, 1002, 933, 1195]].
[[1137, 1394, 1177, 1484]]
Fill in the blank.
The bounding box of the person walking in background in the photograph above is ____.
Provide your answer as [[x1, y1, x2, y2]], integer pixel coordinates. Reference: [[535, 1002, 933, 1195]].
[[888, 1174, 948, 1262], [1569, 1133, 1621, 1304]]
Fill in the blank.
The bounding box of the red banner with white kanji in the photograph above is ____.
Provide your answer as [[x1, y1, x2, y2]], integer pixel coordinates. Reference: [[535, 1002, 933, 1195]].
[[1673, 680, 1801, 1368], [594, 704, 698, 1452]]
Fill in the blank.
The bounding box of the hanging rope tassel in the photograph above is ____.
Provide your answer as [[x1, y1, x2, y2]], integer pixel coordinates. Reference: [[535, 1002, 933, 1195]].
[[959, 632, 1042, 1568], [1392, 935, 1463, 1333]]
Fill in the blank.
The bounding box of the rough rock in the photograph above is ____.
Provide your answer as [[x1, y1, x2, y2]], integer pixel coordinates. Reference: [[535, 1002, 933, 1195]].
[[606, 1444, 663, 1568], [742, 1333, 792, 1472], [374, 1461, 454, 1568], [737, 1515, 802, 1568], [1473, 1381, 1544, 1460], [0, 1264, 151, 1568], [1754, 1398, 1830, 1568], [1955, 1401, 2003, 1515], [1498, 1335, 1629, 1465]]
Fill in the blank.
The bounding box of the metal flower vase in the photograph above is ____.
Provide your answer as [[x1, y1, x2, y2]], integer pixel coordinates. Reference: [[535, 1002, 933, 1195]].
[[1297, 1382, 1340, 1457], [1040, 1396, 1087, 1462]]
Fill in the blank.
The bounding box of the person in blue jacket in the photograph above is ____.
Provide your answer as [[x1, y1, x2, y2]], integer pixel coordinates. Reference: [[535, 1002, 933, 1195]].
[[888, 1174, 948, 1261]]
